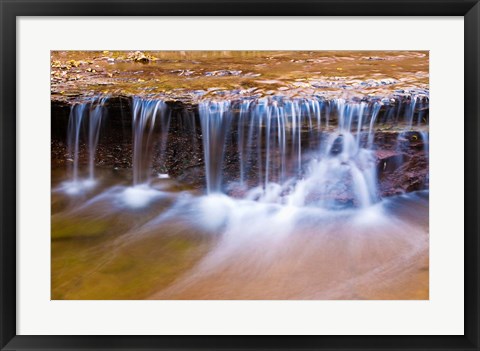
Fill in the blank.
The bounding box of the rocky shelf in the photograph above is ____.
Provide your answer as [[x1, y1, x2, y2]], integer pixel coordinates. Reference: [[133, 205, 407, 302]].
[[51, 50, 429, 105]]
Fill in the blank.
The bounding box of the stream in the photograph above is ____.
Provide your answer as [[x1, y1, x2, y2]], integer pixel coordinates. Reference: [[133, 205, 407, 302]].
[[51, 95, 429, 300]]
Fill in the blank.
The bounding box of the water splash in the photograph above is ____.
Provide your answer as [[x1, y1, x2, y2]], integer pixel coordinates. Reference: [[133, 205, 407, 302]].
[[118, 184, 166, 208]]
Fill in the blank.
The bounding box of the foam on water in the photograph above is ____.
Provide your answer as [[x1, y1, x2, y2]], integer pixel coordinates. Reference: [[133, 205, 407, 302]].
[[118, 185, 166, 209], [59, 178, 98, 195]]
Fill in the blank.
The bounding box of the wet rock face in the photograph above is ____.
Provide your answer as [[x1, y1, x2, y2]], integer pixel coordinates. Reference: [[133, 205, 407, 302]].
[[375, 131, 429, 196], [51, 99, 429, 198]]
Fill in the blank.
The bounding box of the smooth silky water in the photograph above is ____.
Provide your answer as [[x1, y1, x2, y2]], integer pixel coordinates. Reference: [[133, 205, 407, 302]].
[[51, 96, 429, 300]]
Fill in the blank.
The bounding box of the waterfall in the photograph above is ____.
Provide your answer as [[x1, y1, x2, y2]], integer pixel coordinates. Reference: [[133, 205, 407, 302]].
[[131, 98, 169, 186], [367, 102, 381, 148], [420, 130, 429, 184], [406, 95, 418, 130], [61, 93, 428, 208], [198, 96, 424, 208], [238, 100, 251, 185], [65, 97, 108, 192], [67, 103, 86, 184], [199, 101, 232, 193], [88, 97, 108, 181]]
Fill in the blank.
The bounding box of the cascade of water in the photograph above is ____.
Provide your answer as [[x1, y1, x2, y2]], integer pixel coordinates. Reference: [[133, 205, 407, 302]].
[[67, 103, 87, 184], [367, 102, 382, 148], [238, 100, 251, 185], [199, 97, 389, 208], [65, 97, 108, 191], [406, 95, 418, 129], [394, 94, 429, 175], [131, 98, 169, 186], [62, 94, 428, 207], [420, 131, 429, 186], [199, 101, 232, 193], [419, 131, 429, 157], [288, 99, 303, 176], [355, 102, 366, 148], [416, 98, 427, 126], [88, 97, 108, 181]]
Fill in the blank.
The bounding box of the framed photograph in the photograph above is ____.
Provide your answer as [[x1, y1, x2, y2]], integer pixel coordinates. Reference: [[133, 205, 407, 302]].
[[1, 0, 478, 350]]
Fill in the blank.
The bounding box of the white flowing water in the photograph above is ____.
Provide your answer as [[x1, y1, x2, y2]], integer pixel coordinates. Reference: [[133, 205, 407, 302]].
[[66, 103, 86, 185], [131, 98, 169, 186], [117, 98, 171, 208], [199, 97, 388, 208], [88, 97, 108, 181], [61, 95, 428, 209], [199, 100, 232, 193], [53, 94, 429, 299], [63, 97, 108, 194]]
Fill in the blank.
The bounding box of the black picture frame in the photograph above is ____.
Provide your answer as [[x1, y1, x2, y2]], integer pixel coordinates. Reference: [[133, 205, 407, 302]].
[[1, 0, 478, 350]]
